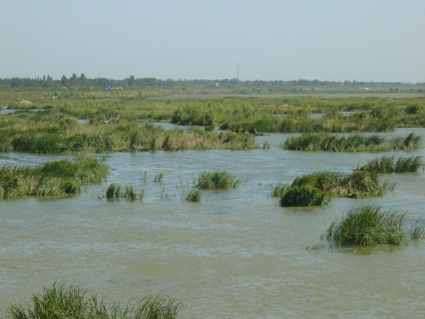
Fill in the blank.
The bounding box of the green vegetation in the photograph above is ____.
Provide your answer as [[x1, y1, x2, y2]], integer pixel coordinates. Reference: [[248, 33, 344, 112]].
[[196, 170, 240, 189], [103, 183, 144, 200], [292, 170, 392, 198], [271, 183, 288, 197], [279, 185, 329, 207], [282, 132, 421, 152], [0, 155, 108, 198], [361, 155, 424, 173], [154, 172, 165, 182], [186, 188, 202, 202], [6, 282, 184, 319], [0, 110, 257, 154], [327, 205, 425, 246]]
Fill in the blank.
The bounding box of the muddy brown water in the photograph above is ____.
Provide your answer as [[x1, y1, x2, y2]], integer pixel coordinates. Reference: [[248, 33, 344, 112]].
[[1, 129, 425, 318]]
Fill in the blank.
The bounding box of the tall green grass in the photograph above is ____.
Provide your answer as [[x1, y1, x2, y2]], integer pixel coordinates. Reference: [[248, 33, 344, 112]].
[[186, 188, 202, 202], [0, 155, 108, 199], [6, 282, 184, 319], [327, 205, 425, 246], [291, 170, 392, 198], [361, 155, 423, 173], [103, 183, 144, 200], [282, 132, 421, 152], [279, 185, 329, 207], [196, 170, 240, 189]]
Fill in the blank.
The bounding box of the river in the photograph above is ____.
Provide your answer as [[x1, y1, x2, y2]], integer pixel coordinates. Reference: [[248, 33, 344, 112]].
[[1, 129, 425, 318]]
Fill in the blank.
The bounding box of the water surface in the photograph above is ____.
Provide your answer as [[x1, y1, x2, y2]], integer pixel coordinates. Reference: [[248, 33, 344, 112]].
[[1, 129, 425, 318]]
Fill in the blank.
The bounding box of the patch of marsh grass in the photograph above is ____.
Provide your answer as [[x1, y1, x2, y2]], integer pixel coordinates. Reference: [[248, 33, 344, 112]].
[[361, 155, 423, 173], [104, 183, 144, 200], [292, 170, 393, 199], [196, 170, 240, 189], [186, 188, 202, 202], [6, 282, 184, 319], [0, 155, 108, 199], [279, 185, 329, 207], [327, 205, 425, 246], [282, 132, 421, 152]]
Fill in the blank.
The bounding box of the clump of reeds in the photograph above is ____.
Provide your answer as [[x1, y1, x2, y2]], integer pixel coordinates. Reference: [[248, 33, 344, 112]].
[[291, 170, 392, 198], [6, 282, 184, 319], [279, 185, 328, 207], [282, 132, 421, 152], [186, 188, 202, 202], [104, 183, 144, 200], [196, 170, 240, 189], [361, 155, 423, 173], [0, 155, 108, 199], [327, 205, 425, 246]]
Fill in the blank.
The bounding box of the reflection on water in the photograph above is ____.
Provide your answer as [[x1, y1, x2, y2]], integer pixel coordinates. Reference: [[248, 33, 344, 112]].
[[1, 129, 425, 318]]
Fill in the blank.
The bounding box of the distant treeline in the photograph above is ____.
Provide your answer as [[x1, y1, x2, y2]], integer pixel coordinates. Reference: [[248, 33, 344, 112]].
[[1, 74, 425, 91]]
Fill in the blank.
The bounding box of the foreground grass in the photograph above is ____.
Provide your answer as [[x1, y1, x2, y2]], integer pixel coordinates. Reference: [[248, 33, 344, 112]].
[[327, 205, 425, 246], [361, 155, 424, 173], [282, 132, 421, 152], [6, 282, 184, 319], [196, 170, 240, 189], [0, 155, 108, 198]]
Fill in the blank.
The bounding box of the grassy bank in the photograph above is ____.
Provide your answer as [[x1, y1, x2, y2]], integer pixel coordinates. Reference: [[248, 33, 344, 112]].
[[5, 282, 184, 319], [0, 155, 108, 198], [0, 110, 257, 154], [282, 132, 421, 152], [327, 205, 425, 246]]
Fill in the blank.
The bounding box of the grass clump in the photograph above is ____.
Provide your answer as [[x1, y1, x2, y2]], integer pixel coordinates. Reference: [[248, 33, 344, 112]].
[[6, 282, 184, 319], [279, 185, 328, 207], [186, 188, 202, 202], [327, 205, 425, 246], [104, 183, 144, 200], [361, 155, 423, 173], [291, 170, 392, 198], [282, 132, 421, 152], [196, 170, 240, 189], [0, 155, 108, 199]]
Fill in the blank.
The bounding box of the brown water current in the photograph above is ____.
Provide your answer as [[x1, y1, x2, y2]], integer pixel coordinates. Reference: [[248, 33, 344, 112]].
[[1, 129, 425, 318]]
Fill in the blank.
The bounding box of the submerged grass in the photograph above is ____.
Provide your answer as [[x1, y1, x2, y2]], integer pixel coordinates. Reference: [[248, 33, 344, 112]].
[[104, 183, 144, 200], [0, 155, 108, 199], [361, 155, 424, 173], [196, 170, 240, 189], [282, 132, 421, 152], [6, 282, 184, 319], [327, 205, 425, 246]]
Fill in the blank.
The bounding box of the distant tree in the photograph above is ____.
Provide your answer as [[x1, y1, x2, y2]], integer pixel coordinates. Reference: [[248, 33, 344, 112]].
[[61, 75, 68, 86]]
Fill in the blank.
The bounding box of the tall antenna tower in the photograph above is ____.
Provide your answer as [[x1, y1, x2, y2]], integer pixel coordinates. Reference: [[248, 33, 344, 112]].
[[236, 63, 240, 80]]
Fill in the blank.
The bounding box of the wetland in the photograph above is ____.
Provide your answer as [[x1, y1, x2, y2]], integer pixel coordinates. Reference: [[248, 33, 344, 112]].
[[1, 89, 425, 317]]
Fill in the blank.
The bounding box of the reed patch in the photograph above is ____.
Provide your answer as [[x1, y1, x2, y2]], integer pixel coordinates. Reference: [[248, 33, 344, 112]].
[[282, 132, 421, 152], [327, 205, 425, 246]]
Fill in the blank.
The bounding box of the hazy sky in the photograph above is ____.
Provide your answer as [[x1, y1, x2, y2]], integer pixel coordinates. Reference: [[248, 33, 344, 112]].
[[1, 0, 424, 82]]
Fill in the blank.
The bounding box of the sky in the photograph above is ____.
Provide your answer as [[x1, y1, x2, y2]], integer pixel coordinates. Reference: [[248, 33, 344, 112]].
[[1, 0, 425, 82]]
